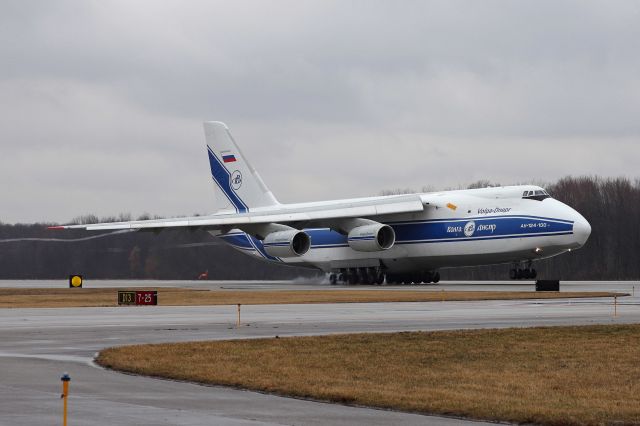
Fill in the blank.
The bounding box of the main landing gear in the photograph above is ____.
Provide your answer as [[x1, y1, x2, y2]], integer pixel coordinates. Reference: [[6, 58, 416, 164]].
[[509, 262, 537, 280], [329, 268, 441, 285], [386, 271, 440, 285], [329, 267, 385, 285]]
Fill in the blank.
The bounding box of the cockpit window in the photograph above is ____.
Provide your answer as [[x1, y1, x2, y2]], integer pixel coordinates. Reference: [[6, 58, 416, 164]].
[[523, 189, 551, 201]]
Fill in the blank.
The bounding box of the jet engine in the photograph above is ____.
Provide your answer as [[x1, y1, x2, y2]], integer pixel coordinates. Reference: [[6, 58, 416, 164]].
[[347, 224, 395, 252], [263, 229, 311, 258]]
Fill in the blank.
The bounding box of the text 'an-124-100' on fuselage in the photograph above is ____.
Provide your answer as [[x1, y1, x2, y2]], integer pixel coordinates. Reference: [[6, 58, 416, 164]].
[[51, 122, 591, 284]]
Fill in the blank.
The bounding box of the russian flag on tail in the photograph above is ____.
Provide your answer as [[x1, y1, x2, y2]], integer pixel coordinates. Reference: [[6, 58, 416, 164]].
[[222, 153, 237, 163]]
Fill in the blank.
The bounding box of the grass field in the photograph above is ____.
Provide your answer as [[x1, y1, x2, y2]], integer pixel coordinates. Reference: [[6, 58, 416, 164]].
[[0, 287, 621, 308], [97, 325, 640, 425]]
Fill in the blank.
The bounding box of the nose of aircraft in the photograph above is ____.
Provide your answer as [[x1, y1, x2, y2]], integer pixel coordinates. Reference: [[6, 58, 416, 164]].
[[572, 213, 592, 247]]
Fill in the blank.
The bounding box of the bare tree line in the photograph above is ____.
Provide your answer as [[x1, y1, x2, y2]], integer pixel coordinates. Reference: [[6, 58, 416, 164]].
[[0, 176, 638, 280]]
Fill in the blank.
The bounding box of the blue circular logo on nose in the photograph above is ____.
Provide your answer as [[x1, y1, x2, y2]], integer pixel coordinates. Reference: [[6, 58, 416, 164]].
[[464, 221, 476, 237]]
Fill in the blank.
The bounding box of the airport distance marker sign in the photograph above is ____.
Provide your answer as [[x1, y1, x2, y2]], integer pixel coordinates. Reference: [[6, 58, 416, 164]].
[[118, 290, 157, 306]]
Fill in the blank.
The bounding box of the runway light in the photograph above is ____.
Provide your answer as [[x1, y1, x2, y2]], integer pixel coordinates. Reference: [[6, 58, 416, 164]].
[[534, 247, 543, 254], [69, 275, 83, 288]]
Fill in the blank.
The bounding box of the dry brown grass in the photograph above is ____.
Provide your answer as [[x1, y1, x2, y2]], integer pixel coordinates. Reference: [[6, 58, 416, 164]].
[[0, 287, 620, 308], [97, 325, 640, 425]]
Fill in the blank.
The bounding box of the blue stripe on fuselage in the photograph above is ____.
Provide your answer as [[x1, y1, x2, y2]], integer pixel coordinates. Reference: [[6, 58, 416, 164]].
[[219, 233, 254, 249], [218, 215, 575, 256], [220, 233, 280, 261], [392, 216, 573, 243]]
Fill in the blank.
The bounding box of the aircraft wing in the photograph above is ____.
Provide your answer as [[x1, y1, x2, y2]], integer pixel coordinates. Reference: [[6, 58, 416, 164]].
[[50, 194, 438, 232]]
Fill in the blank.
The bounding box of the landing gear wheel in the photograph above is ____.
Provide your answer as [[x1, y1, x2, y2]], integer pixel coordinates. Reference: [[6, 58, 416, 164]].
[[422, 271, 434, 284], [365, 270, 375, 285], [432, 272, 440, 284], [510, 263, 536, 280], [329, 274, 337, 285], [358, 268, 369, 285]]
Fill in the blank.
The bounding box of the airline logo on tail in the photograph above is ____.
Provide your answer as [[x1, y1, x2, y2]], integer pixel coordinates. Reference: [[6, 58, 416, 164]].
[[231, 171, 243, 190]]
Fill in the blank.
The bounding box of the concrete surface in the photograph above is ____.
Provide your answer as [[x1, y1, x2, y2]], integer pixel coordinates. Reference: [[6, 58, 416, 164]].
[[0, 280, 638, 425], [2, 278, 639, 293]]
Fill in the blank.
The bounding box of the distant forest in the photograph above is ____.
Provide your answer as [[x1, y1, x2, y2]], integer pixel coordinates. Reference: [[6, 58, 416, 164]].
[[0, 176, 638, 281]]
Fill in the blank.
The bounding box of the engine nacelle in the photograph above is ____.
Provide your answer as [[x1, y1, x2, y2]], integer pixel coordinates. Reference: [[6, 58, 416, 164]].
[[347, 224, 395, 252], [263, 230, 311, 258]]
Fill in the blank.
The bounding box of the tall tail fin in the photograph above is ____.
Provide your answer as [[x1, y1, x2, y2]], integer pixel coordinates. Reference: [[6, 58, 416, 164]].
[[203, 121, 279, 213]]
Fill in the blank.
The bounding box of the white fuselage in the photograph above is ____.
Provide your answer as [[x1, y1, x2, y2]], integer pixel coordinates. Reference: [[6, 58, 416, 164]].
[[216, 185, 591, 273]]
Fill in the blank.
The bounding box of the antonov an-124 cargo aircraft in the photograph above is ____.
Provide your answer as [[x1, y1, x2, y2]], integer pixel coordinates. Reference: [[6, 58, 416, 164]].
[[52, 122, 591, 284]]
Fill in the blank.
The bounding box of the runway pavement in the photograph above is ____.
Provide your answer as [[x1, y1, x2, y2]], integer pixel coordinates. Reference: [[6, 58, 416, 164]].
[[2, 278, 639, 293], [0, 280, 638, 425]]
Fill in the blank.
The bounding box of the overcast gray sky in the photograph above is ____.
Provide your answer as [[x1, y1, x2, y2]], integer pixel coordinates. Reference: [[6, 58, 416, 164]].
[[1, 0, 639, 223]]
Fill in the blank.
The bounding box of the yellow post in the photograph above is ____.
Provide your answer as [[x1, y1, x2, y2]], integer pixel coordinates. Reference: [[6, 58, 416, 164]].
[[236, 304, 241, 327], [61, 372, 70, 426]]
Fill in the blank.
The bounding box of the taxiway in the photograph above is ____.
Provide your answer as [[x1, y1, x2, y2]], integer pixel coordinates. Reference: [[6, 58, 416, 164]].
[[0, 280, 638, 425]]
